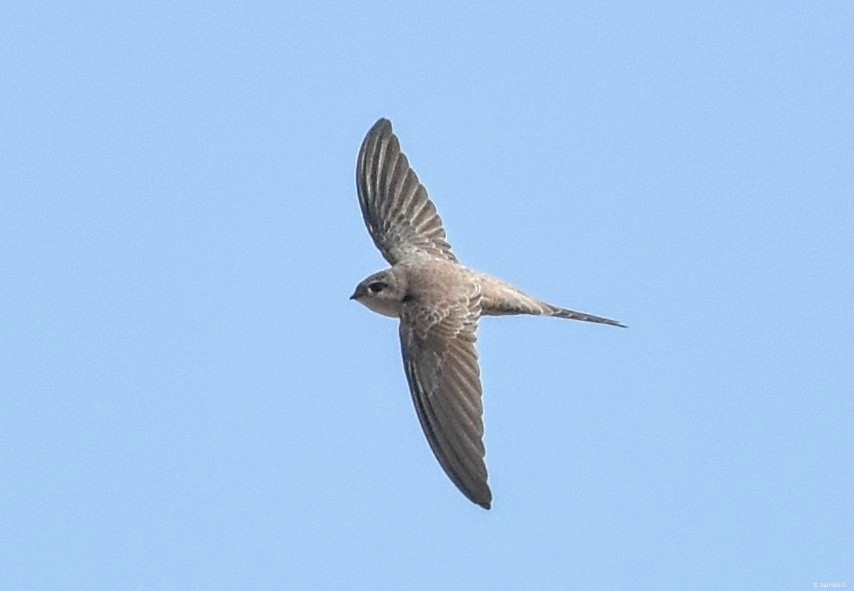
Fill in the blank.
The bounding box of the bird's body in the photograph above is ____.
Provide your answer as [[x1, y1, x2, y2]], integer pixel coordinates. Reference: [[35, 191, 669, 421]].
[[350, 119, 624, 509], [354, 257, 623, 324]]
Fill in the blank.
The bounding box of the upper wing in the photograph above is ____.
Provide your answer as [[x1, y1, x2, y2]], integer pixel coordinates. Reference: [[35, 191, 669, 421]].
[[398, 288, 491, 509], [357, 119, 457, 264]]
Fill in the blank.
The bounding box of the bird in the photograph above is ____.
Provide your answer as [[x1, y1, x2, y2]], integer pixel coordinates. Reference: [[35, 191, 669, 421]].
[[350, 118, 624, 509]]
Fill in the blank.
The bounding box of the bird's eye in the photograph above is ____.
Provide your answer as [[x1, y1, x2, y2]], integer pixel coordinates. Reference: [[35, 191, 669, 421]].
[[368, 281, 387, 293]]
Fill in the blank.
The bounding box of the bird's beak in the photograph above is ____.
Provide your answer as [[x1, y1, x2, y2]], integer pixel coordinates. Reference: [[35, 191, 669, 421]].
[[349, 286, 362, 301]]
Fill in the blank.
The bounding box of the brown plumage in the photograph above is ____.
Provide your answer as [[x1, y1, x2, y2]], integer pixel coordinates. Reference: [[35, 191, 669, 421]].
[[350, 118, 624, 509]]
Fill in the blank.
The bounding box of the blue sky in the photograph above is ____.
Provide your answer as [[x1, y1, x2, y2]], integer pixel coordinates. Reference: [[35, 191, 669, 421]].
[[2, 2, 852, 589]]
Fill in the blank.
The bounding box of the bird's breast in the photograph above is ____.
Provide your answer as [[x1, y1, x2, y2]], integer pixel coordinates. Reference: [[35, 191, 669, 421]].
[[359, 296, 401, 318]]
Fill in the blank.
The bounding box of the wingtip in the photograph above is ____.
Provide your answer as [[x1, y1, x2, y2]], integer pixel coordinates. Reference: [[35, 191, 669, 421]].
[[371, 117, 392, 132], [472, 489, 492, 510]]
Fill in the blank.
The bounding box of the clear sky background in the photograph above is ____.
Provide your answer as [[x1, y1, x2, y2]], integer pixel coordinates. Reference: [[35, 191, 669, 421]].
[[2, 2, 852, 590]]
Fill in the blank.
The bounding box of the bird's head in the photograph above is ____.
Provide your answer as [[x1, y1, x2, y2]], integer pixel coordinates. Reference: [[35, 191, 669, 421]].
[[350, 269, 408, 318]]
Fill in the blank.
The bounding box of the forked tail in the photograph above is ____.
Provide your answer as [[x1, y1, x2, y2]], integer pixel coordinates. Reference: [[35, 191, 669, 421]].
[[475, 272, 626, 327], [545, 304, 626, 328]]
